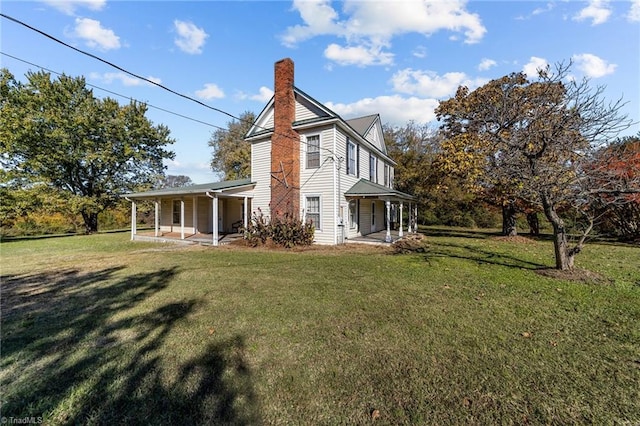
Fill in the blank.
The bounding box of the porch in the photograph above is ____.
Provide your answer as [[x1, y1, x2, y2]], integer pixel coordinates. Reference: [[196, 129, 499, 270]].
[[346, 229, 406, 246], [124, 178, 255, 247], [133, 231, 245, 246]]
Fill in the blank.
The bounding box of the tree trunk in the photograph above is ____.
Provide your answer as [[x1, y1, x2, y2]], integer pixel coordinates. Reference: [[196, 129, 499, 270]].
[[501, 201, 517, 236], [540, 194, 574, 270], [526, 212, 540, 236], [81, 211, 99, 234]]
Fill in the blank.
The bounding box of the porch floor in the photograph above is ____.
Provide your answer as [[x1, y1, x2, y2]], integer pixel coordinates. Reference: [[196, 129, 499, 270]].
[[346, 229, 414, 246], [134, 231, 244, 246]]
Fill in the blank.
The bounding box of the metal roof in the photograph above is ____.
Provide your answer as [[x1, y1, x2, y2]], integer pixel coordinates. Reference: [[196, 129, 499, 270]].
[[344, 179, 415, 201], [123, 178, 254, 199]]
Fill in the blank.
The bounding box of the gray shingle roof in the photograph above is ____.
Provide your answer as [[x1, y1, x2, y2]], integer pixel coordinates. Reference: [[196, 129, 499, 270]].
[[345, 114, 378, 138]]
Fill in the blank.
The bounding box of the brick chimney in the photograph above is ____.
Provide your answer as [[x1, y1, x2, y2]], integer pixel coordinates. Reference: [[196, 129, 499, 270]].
[[270, 58, 300, 218]]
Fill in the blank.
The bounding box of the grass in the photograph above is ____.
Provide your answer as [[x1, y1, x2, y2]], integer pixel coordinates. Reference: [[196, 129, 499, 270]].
[[1, 229, 639, 425]]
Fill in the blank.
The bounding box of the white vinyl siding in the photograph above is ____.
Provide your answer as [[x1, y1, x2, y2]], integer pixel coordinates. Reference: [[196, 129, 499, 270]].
[[250, 138, 272, 219], [299, 126, 336, 244]]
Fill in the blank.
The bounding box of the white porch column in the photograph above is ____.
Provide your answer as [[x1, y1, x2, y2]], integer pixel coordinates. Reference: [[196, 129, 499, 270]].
[[180, 198, 185, 240], [385, 200, 392, 243], [243, 196, 248, 237], [212, 194, 219, 246], [398, 202, 404, 237], [193, 196, 198, 235], [407, 202, 412, 233], [154, 199, 159, 237], [130, 200, 137, 240], [413, 204, 418, 233]]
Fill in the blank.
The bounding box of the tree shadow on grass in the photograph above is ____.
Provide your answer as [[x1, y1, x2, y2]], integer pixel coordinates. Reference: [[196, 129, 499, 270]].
[[425, 241, 549, 270], [1, 266, 260, 424]]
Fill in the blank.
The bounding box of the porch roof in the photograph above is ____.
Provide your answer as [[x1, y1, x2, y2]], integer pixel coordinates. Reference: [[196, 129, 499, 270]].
[[345, 179, 415, 201], [124, 178, 254, 199]]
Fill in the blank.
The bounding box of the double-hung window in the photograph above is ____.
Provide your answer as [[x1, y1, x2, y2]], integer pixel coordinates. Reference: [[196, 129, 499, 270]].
[[369, 154, 377, 182], [347, 139, 357, 176], [349, 201, 357, 229], [306, 196, 321, 229], [384, 164, 389, 187], [172, 200, 181, 224], [306, 135, 320, 169]]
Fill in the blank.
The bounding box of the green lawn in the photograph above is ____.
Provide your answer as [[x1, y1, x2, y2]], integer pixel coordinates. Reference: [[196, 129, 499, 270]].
[[1, 230, 639, 425]]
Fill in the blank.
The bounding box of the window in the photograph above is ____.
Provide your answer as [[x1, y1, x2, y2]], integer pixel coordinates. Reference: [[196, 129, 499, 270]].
[[172, 200, 181, 224], [349, 201, 357, 229], [384, 164, 389, 187], [306, 196, 321, 229], [306, 135, 320, 168], [371, 202, 376, 226], [369, 154, 377, 182], [347, 139, 357, 176]]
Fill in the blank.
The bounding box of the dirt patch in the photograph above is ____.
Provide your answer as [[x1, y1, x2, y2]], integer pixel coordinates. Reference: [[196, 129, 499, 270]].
[[493, 235, 537, 244], [535, 267, 612, 284]]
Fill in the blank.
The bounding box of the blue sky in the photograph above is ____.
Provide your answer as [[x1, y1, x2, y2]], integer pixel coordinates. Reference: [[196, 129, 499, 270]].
[[2, 0, 639, 183]]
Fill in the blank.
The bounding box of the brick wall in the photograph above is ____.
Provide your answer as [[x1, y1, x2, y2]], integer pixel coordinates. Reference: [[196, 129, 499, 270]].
[[270, 58, 300, 218]]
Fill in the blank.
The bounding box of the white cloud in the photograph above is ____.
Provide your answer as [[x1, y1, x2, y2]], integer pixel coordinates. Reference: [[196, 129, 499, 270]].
[[325, 95, 440, 126], [282, 0, 486, 67], [89, 72, 162, 86], [72, 18, 120, 50], [391, 68, 487, 98], [629, 0, 640, 21], [572, 53, 616, 78], [251, 86, 274, 102], [573, 0, 611, 25], [522, 56, 549, 79], [40, 0, 106, 15], [324, 43, 394, 67], [412, 46, 427, 59], [195, 83, 225, 100], [174, 20, 208, 54], [478, 58, 497, 71], [237, 86, 274, 102]]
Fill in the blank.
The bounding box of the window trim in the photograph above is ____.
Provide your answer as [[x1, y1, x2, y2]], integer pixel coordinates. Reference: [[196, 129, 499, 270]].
[[305, 195, 322, 231], [172, 200, 181, 225], [347, 139, 357, 176], [349, 201, 358, 229], [371, 201, 376, 227], [369, 154, 377, 182], [306, 134, 321, 169]]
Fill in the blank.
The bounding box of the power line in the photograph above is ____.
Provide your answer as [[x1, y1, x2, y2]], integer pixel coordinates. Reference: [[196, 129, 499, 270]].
[[1, 51, 228, 132], [0, 12, 341, 158]]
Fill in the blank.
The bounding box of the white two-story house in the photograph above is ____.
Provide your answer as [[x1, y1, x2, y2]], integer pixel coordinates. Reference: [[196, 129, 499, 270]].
[[125, 58, 415, 245]]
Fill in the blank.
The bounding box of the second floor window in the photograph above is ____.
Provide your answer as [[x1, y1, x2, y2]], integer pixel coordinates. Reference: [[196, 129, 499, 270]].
[[347, 139, 357, 176], [306, 135, 320, 168], [369, 154, 377, 183], [384, 164, 389, 187]]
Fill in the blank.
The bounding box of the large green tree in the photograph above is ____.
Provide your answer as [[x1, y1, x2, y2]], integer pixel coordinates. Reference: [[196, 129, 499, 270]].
[[208, 111, 255, 180], [0, 69, 175, 233], [436, 62, 632, 270]]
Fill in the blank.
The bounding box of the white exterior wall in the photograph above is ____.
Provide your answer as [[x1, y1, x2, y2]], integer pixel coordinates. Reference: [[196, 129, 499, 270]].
[[251, 138, 272, 220], [337, 129, 364, 240], [299, 125, 336, 244]]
